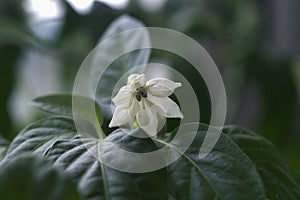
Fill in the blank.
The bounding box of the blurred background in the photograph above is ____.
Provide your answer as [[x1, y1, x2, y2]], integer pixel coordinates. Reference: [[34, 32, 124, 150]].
[[0, 0, 299, 183]]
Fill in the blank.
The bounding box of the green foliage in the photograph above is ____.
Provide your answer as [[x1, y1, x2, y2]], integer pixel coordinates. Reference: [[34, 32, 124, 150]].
[[224, 126, 300, 199], [159, 125, 265, 200], [0, 18, 37, 47], [3, 116, 167, 200], [2, 104, 300, 199], [0, 135, 9, 162], [0, 0, 39, 139], [94, 15, 150, 105], [31, 94, 103, 126], [0, 156, 82, 200], [2, 88, 300, 199], [0, 7, 299, 200]]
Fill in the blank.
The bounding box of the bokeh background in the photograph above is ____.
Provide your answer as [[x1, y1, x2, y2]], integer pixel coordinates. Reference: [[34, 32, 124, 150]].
[[1, 0, 300, 183]]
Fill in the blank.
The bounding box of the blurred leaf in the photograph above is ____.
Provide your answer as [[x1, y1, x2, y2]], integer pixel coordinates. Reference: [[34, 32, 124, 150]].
[[0, 135, 9, 162], [0, 18, 39, 48], [155, 125, 266, 200], [60, 0, 120, 42], [30, 94, 103, 125], [58, 1, 121, 90], [4, 117, 167, 200], [0, 156, 81, 200], [223, 125, 300, 199], [92, 15, 151, 105]]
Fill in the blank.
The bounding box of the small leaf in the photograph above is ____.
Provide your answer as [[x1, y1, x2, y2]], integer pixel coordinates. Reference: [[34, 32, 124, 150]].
[[30, 94, 103, 125], [0, 135, 9, 162], [92, 15, 151, 105], [223, 125, 300, 200], [0, 156, 82, 200]]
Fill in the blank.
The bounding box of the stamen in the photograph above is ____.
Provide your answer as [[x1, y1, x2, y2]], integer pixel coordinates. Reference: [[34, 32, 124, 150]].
[[136, 87, 147, 101], [136, 93, 142, 101]]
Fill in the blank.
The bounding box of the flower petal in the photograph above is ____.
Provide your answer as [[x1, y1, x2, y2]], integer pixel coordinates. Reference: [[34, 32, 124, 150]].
[[137, 102, 158, 137], [112, 85, 133, 107], [109, 106, 131, 127], [130, 74, 146, 90], [129, 97, 139, 117], [136, 108, 150, 127], [147, 93, 183, 119], [146, 78, 182, 97]]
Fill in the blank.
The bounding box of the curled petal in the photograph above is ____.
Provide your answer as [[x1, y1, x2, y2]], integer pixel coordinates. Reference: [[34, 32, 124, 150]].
[[109, 106, 131, 127], [112, 85, 133, 107], [130, 74, 146, 90], [137, 102, 158, 137], [147, 93, 183, 119], [146, 78, 182, 97]]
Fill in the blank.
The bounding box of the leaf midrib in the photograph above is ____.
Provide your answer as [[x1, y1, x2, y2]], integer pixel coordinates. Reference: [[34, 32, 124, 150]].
[[98, 140, 110, 200], [152, 138, 220, 198]]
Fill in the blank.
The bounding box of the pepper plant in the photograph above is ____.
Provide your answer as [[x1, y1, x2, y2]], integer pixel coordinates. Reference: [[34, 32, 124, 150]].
[[0, 15, 299, 200]]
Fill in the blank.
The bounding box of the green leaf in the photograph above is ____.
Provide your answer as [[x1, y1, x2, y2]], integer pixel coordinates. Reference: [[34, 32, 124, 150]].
[[4, 117, 167, 200], [154, 124, 266, 200], [0, 156, 82, 200], [4, 117, 77, 162], [8, 115, 298, 199], [0, 17, 39, 48], [30, 94, 103, 126], [0, 135, 9, 162], [5, 116, 274, 199], [223, 125, 300, 200], [92, 15, 151, 105], [101, 128, 168, 200]]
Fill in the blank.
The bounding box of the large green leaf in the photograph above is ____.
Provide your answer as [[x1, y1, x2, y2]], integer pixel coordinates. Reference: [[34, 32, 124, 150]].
[[0, 156, 82, 200], [4, 116, 275, 199], [153, 125, 266, 200], [4, 117, 167, 200], [223, 125, 300, 199], [0, 135, 9, 162], [92, 15, 151, 105]]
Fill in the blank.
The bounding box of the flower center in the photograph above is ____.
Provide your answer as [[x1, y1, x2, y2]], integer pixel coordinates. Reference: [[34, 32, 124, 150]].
[[135, 87, 147, 101]]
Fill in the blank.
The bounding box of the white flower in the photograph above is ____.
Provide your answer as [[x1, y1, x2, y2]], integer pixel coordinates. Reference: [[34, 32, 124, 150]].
[[109, 74, 183, 136]]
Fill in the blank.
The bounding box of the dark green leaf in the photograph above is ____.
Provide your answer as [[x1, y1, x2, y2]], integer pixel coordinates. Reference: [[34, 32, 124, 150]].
[[223, 125, 300, 200], [5, 117, 267, 199], [4, 117, 167, 200], [0, 156, 82, 200], [0, 135, 9, 162], [30, 94, 103, 125], [154, 124, 266, 200], [101, 128, 168, 200], [0, 17, 39, 48], [4, 117, 77, 162]]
